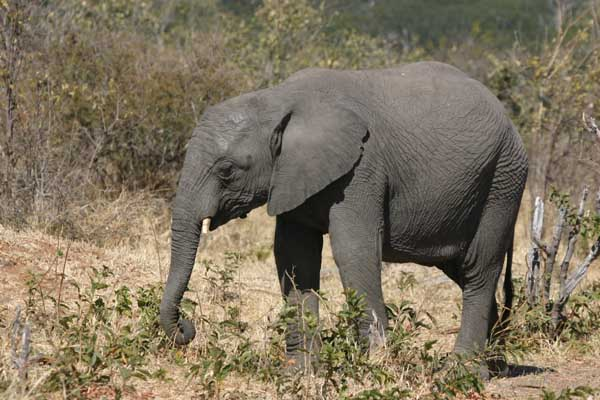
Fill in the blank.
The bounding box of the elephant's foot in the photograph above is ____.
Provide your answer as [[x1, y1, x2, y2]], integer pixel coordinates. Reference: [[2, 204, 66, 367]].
[[440, 351, 508, 382], [283, 327, 322, 374], [475, 358, 508, 381], [486, 353, 509, 378], [367, 309, 386, 353]]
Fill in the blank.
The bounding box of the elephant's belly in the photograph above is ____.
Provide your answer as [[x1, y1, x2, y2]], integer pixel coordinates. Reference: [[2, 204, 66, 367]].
[[381, 241, 468, 266], [383, 199, 482, 266]]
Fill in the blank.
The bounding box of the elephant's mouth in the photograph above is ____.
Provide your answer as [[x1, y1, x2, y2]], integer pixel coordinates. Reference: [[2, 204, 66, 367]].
[[208, 211, 248, 231]]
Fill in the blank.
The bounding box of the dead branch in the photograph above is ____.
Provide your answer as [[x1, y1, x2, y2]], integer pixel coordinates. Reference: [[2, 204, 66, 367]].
[[527, 196, 545, 307], [532, 236, 549, 254], [559, 187, 588, 292], [551, 186, 589, 332], [543, 206, 567, 305], [10, 306, 31, 383], [583, 112, 600, 142], [554, 236, 600, 324]]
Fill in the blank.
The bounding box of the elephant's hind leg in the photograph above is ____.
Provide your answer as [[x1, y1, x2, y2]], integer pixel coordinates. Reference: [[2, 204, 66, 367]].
[[453, 201, 518, 378], [275, 216, 323, 372]]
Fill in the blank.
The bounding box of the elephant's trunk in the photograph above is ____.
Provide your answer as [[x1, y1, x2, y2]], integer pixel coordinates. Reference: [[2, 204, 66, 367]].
[[160, 211, 199, 345], [160, 190, 214, 345]]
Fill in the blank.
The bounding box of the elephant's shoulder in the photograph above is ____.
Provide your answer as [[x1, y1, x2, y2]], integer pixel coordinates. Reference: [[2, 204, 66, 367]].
[[359, 62, 467, 81], [392, 62, 500, 107], [390, 62, 468, 80], [407, 61, 467, 76], [285, 68, 333, 83]]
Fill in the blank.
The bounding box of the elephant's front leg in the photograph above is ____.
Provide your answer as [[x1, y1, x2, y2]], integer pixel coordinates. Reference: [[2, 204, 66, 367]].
[[274, 216, 323, 371], [329, 205, 388, 346]]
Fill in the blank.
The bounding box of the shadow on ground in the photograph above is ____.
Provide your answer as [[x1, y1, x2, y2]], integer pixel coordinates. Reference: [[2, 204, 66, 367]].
[[506, 364, 553, 378]]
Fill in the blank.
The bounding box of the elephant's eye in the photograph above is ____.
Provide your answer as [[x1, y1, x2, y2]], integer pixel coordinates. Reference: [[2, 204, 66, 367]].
[[216, 161, 235, 181]]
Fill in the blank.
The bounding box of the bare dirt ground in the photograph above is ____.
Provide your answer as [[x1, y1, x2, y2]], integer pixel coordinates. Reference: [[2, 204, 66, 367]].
[[1, 202, 599, 399]]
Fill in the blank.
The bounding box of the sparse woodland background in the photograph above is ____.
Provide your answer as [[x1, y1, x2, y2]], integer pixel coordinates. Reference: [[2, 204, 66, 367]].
[[2, 1, 600, 399], [1, 0, 599, 239]]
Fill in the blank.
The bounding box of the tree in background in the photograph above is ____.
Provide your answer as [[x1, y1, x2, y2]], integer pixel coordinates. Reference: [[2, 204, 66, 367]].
[[220, 0, 582, 50], [0, 0, 405, 231], [223, 0, 410, 87], [1, 0, 599, 233], [339, 0, 563, 48], [488, 1, 600, 200]]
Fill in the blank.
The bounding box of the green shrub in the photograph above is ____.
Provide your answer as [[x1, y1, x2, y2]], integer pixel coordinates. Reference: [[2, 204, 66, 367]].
[[1, 0, 406, 232], [20, 267, 168, 397]]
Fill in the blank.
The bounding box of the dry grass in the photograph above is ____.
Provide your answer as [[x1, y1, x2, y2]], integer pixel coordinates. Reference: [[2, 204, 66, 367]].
[[1, 192, 600, 399]]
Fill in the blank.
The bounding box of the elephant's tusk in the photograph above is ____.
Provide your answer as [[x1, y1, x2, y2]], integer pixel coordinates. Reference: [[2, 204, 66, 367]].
[[201, 218, 211, 234]]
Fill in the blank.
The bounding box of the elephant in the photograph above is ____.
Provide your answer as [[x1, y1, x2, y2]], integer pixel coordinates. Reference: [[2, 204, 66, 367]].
[[159, 61, 528, 377]]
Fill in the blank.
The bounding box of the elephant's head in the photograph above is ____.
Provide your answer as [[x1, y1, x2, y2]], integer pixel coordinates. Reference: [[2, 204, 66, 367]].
[[159, 79, 369, 345]]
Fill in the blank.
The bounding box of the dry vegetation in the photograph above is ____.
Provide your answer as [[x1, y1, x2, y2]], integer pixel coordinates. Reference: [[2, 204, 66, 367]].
[[1, 0, 600, 399], [1, 194, 600, 399]]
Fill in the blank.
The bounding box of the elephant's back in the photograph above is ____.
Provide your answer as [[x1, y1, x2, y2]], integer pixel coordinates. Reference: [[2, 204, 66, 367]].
[[360, 62, 508, 142], [283, 63, 516, 181], [283, 63, 515, 164], [356, 63, 510, 164], [358, 61, 469, 81]]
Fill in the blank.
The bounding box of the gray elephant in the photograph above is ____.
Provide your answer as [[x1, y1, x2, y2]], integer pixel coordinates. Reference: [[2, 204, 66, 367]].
[[159, 61, 528, 376]]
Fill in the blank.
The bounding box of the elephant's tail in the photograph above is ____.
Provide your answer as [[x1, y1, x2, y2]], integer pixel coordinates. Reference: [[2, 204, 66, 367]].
[[499, 232, 514, 331]]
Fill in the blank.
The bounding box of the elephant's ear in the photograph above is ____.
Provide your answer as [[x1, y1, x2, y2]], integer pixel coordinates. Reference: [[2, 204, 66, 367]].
[[267, 101, 368, 216]]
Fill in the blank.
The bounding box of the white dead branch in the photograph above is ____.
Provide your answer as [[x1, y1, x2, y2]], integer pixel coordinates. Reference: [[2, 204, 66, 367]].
[[582, 112, 600, 142], [10, 306, 31, 383], [526, 197, 544, 307], [526, 185, 600, 336]]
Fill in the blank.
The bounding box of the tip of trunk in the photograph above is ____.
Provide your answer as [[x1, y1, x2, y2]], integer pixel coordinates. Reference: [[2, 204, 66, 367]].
[[160, 306, 197, 346]]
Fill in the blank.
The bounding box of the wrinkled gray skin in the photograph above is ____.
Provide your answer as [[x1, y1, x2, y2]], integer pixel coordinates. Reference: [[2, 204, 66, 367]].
[[160, 61, 528, 377]]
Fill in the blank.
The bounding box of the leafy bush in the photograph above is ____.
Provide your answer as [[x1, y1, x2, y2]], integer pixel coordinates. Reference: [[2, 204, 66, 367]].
[[1, 3, 245, 225], [14, 267, 168, 397], [0, 0, 408, 234], [542, 386, 597, 400], [223, 0, 410, 87], [0, 252, 490, 399], [7, 247, 600, 398], [506, 278, 600, 358]]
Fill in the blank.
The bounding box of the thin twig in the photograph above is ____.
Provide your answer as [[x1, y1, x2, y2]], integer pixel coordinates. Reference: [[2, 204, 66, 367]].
[[55, 241, 71, 321], [149, 218, 164, 283], [583, 112, 600, 142], [532, 236, 549, 255], [545, 6, 588, 80]]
